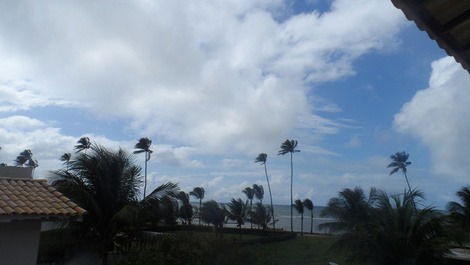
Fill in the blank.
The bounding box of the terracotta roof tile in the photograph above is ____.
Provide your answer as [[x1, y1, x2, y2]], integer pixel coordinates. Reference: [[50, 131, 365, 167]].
[[0, 178, 86, 217]]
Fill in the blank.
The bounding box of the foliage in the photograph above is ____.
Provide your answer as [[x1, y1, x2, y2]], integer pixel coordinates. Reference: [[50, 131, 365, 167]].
[[331, 189, 451, 265], [74, 137, 91, 153], [190, 186, 205, 225], [15, 149, 38, 168], [200, 200, 226, 229], [255, 152, 275, 229], [447, 186, 470, 244], [253, 184, 264, 203], [177, 191, 194, 226], [388, 151, 412, 191], [227, 198, 248, 228], [133, 137, 153, 198], [250, 202, 272, 230], [303, 198, 314, 234]]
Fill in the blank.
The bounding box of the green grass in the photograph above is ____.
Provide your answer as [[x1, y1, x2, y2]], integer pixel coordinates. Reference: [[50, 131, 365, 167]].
[[244, 235, 351, 265]]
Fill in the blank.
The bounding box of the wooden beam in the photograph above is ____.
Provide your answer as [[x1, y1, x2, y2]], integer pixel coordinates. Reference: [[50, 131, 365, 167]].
[[442, 9, 470, 33]]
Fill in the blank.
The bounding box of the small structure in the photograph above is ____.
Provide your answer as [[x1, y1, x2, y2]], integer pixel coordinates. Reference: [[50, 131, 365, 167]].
[[391, 0, 470, 73], [0, 166, 86, 265]]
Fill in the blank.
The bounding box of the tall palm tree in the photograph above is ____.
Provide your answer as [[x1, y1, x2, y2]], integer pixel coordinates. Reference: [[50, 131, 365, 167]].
[[242, 186, 255, 228], [74, 137, 91, 153], [278, 139, 300, 232], [60, 153, 72, 171], [227, 198, 248, 237], [52, 145, 142, 265], [133, 137, 153, 199], [293, 199, 304, 235], [255, 153, 275, 229], [15, 149, 38, 168], [388, 151, 412, 192], [190, 186, 205, 225], [303, 198, 314, 234], [253, 184, 264, 204], [447, 186, 470, 243]]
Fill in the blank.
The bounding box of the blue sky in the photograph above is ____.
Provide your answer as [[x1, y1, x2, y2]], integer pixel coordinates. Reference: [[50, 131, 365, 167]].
[[0, 0, 468, 209]]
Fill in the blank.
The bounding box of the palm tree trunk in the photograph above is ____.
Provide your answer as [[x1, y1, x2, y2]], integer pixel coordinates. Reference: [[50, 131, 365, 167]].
[[301, 213, 303, 236], [264, 163, 275, 229], [290, 152, 293, 232], [199, 199, 202, 225], [143, 152, 148, 199], [250, 199, 253, 229], [404, 171, 412, 192], [310, 211, 313, 234]]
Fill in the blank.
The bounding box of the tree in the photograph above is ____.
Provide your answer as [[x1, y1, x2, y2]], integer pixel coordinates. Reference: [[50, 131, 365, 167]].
[[200, 200, 226, 234], [52, 145, 142, 265], [334, 189, 451, 265], [447, 186, 470, 243], [190, 186, 205, 225], [227, 198, 248, 237], [250, 203, 272, 230], [253, 184, 264, 204], [74, 137, 91, 153], [133, 137, 153, 199], [255, 153, 275, 229], [177, 191, 193, 226], [15, 149, 38, 168], [242, 186, 255, 228], [303, 198, 314, 234], [388, 151, 412, 192], [293, 199, 304, 235], [278, 139, 300, 232], [320, 187, 375, 232], [60, 153, 72, 171]]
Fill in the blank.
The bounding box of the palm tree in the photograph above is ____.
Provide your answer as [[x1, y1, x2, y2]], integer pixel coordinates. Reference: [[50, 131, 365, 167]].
[[133, 137, 153, 199], [320, 187, 376, 232], [200, 200, 226, 235], [447, 186, 470, 244], [278, 139, 300, 232], [388, 151, 412, 192], [52, 145, 142, 265], [242, 186, 255, 228], [227, 198, 248, 237], [74, 137, 91, 153], [253, 184, 264, 204], [255, 153, 275, 229], [15, 149, 38, 168], [190, 186, 205, 225], [60, 153, 72, 171], [334, 189, 451, 265], [303, 198, 314, 234], [250, 202, 272, 230], [293, 199, 304, 235], [177, 191, 193, 226]]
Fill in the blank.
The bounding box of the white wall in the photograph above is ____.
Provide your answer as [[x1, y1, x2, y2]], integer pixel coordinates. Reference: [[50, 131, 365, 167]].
[[0, 220, 41, 265]]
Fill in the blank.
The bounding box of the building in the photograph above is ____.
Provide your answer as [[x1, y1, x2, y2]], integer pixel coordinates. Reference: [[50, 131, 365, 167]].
[[0, 166, 86, 265]]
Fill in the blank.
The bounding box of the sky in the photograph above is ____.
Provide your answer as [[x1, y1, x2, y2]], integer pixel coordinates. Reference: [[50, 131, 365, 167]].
[[0, 0, 468, 209]]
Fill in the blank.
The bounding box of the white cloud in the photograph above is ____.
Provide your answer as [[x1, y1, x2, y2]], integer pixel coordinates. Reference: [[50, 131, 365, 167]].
[[395, 56, 470, 180], [0, 0, 405, 154]]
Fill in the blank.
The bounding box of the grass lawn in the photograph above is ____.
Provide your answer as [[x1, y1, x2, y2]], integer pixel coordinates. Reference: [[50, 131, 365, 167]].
[[245, 235, 351, 265]]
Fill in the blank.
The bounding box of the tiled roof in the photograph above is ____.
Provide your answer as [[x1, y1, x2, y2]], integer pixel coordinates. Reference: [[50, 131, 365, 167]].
[[0, 178, 86, 217]]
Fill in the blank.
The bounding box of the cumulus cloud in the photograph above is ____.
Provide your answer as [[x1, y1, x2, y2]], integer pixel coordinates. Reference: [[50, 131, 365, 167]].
[[0, 0, 405, 154], [395, 57, 470, 180]]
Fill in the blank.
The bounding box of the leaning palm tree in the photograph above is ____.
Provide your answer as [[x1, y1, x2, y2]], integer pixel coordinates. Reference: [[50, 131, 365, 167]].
[[52, 145, 142, 265], [242, 186, 255, 228], [15, 149, 38, 168], [250, 202, 272, 230], [278, 139, 300, 232], [255, 153, 275, 229], [74, 137, 91, 153], [190, 186, 205, 225], [253, 184, 264, 204], [388, 151, 412, 192], [293, 199, 304, 235], [133, 137, 153, 199], [303, 198, 314, 234], [60, 153, 72, 171], [447, 186, 470, 244], [227, 198, 248, 237]]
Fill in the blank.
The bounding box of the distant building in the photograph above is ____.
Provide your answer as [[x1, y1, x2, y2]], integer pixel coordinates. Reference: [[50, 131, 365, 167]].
[[0, 166, 86, 265]]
